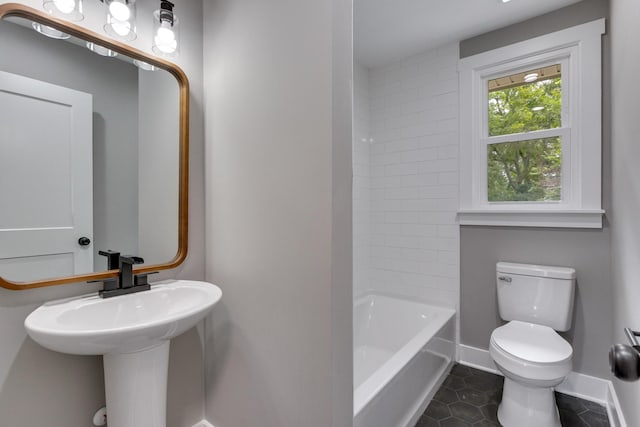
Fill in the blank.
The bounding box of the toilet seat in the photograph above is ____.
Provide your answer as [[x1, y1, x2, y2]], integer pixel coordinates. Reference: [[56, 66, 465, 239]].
[[492, 321, 572, 363], [490, 321, 572, 383]]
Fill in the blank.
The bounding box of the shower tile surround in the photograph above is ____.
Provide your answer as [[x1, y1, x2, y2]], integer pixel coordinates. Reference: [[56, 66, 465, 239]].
[[354, 43, 460, 307], [418, 364, 610, 427]]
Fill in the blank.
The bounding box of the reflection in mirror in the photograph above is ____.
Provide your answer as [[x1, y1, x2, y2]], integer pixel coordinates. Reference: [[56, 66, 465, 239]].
[[0, 16, 180, 283]]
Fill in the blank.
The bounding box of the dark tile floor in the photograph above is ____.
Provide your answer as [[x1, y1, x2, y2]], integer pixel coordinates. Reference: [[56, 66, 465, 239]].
[[416, 364, 610, 427]]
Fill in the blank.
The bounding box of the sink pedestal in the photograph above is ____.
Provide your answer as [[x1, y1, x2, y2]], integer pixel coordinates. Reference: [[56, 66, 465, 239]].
[[103, 341, 170, 427]]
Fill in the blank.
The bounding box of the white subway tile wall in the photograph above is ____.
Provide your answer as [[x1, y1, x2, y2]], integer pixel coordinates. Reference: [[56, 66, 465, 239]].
[[354, 44, 460, 308]]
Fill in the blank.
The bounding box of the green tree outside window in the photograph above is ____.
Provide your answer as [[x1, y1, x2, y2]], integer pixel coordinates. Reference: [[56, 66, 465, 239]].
[[487, 74, 563, 202]]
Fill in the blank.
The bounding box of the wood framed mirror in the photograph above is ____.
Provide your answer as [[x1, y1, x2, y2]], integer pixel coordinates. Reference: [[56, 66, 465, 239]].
[[0, 3, 189, 290]]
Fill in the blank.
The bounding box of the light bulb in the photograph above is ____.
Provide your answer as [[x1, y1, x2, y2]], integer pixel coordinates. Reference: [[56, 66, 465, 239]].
[[104, 0, 136, 41], [154, 21, 176, 53], [153, 3, 178, 56], [154, 35, 177, 53], [53, 0, 75, 14], [156, 23, 175, 43], [109, 1, 130, 22], [110, 20, 131, 36], [43, 0, 83, 21]]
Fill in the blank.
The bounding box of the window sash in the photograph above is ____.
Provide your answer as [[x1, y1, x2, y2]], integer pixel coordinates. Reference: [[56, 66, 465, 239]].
[[479, 127, 571, 207], [481, 127, 568, 145], [481, 57, 570, 140], [474, 54, 573, 209]]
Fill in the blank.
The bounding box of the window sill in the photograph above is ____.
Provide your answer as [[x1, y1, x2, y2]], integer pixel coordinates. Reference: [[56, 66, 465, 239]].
[[457, 209, 604, 229]]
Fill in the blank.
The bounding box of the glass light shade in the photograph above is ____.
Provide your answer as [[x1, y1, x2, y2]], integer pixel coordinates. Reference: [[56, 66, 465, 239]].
[[32, 22, 70, 39], [152, 9, 179, 58], [103, 0, 137, 41], [43, 0, 84, 21], [86, 42, 118, 57], [133, 59, 158, 71]]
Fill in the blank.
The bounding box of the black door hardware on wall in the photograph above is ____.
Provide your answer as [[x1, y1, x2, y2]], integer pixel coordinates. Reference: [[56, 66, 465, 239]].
[[609, 328, 640, 381], [78, 237, 91, 246], [90, 250, 157, 298]]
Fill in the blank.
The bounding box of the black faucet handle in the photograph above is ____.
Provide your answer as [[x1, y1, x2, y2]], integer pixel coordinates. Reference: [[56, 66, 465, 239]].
[[98, 250, 121, 270], [134, 271, 158, 287], [120, 255, 145, 266]]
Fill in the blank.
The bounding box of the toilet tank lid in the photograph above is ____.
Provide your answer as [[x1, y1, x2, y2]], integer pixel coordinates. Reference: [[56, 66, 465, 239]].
[[497, 262, 576, 280]]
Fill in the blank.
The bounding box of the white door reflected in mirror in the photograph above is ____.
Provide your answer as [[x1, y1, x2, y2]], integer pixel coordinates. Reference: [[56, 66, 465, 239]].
[[0, 71, 93, 281]]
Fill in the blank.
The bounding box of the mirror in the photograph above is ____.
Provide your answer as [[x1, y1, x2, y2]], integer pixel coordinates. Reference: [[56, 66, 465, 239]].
[[0, 5, 189, 289]]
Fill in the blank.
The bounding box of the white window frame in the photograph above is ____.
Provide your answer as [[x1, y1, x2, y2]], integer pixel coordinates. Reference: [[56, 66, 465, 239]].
[[458, 19, 605, 228]]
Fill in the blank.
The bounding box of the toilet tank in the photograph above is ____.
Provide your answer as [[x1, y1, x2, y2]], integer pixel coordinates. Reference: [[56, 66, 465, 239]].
[[496, 262, 576, 331]]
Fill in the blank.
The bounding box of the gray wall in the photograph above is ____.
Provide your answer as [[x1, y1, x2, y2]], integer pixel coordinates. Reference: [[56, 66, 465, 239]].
[[160, 1, 208, 425], [459, 0, 613, 380], [610, 0, 640, 425], [0, 20, 139, 270], [460, 0, 609, 58], [461, 227, 612, 378], [0, 0, 207, 426], [202, 0, 353, 426]]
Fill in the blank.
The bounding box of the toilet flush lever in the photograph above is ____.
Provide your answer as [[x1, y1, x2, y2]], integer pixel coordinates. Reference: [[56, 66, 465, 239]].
[[498, 276, 512, 283]]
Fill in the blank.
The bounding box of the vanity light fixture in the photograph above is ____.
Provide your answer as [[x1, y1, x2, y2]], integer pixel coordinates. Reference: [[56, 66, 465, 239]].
[[101, 0, 137, 41], [34, 0, 178, 62], [152, 0, 179, 57], [42, 0, 84, 21]]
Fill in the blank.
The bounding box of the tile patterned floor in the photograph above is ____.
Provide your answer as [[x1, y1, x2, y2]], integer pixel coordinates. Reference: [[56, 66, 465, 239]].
[[416, 364, 610, 427]]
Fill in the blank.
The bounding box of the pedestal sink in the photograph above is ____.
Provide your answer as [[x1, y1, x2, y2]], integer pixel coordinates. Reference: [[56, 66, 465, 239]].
[[24, 280, 222, 427]]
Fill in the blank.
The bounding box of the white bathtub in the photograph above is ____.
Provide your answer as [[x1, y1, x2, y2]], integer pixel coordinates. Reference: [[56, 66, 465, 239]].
[[353, 294, 456, 427]]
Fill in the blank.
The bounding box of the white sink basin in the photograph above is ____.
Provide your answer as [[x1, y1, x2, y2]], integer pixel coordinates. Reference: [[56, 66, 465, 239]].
[[24, 279, 222, 427], [25, 279, 221, 355], [24, 280, 222, 355]]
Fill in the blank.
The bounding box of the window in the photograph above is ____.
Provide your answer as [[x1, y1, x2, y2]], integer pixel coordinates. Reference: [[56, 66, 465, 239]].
[[487, 64, 564, 203], [458, 19, 605, 228]]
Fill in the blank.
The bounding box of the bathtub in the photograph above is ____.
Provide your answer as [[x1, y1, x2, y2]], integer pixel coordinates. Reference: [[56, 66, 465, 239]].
[[353, 294, 456, 427]]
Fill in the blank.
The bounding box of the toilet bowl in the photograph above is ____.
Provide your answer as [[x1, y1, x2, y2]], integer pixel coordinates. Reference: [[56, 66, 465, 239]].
[[490, 320, 572, 427], [489, 262, 576, 427]]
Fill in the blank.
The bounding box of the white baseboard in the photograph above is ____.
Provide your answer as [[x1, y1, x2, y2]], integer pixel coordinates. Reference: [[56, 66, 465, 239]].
[[606, 381, 627, 427], [458, 344, 621, 420], [555, 371, 609, 403], [192, 421, 214, 427], [458, 344, 499, 374]]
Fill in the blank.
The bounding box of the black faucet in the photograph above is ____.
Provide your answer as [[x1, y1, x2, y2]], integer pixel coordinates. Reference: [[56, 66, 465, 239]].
[[94, 250, 155, 298]]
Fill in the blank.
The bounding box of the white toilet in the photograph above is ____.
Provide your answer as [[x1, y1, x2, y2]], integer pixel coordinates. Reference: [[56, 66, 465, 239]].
[[489, 262, 576, 427]]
